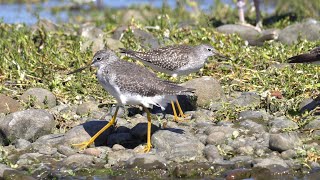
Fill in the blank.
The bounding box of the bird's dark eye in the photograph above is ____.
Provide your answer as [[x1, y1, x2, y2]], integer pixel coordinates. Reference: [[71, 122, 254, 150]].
[[96, 57, 101, 61], [207, 48, 212, 51]]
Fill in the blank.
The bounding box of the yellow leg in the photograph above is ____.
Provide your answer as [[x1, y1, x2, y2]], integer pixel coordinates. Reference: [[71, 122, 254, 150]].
[[176, 100, 189, 118], [143, 107, 152, 153], [171, 100, 180, 122], [72, 106, 119, 150]]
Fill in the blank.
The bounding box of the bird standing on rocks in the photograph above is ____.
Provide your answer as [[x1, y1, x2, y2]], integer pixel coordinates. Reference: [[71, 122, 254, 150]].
[[68, 49, 194, 152], [120, 44, 226, 121], [288, 46, 320, 64]]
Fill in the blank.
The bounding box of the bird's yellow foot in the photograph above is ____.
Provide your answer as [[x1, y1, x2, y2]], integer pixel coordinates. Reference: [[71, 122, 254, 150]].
[[72, 139, 94, 150], [143, 143, 152, 153]]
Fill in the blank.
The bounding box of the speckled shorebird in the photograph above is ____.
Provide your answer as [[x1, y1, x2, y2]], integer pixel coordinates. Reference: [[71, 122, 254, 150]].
[[68, 49, 194, 152], [120, 44, 226, 121], [288, 46, 320, 64]]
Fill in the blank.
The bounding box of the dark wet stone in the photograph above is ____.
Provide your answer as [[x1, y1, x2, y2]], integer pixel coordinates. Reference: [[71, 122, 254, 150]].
[[269, 116, 299, 133], [152, 130, 205, 162], [0, 94, 22, 113], [230, 92, 261, 107], [2, 168, 35, 180], [20, 88, 57, 108], [64, 120, 114, 147], [278, 19, 320, 44], [203, 145, 223, 162], [0, 109, 55, 143], [182, 76, 225, 108], [63, 154, 103, 168], [240, 119, 266, 133], [130, 122, 160, 140], [238, 110, 265, 121], [107, 133, 135, 148], [250, 166, 293, 180], [76, 101, 99, 116], [269, 132, 301, 152], [14, 138, 31, 150], [126, 154, 167, 170], [305, 168, 320, 180], [172, 162, 214, 178], [225, 168, 251, 180]]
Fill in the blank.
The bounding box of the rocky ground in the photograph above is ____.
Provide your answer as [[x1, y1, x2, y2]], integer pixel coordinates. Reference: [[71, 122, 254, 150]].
[[0, 3, 320, 179], [0, 75, 320, 179]]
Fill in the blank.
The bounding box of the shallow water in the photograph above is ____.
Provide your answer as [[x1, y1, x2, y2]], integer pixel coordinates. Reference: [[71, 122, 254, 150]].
[[0, 0, 274, 25]]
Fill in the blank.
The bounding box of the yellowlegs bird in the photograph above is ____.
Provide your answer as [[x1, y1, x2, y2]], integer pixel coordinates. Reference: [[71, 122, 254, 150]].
[[120, 44, 226, 121], [288, 46, 320, 64], [68, 49, 194, 152]]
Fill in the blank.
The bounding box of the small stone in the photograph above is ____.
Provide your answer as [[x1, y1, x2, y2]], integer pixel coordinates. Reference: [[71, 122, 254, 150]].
[[76, 101, 99, 116], [230, 92, 261, 107], [20, 88, 57, 108], [0, 94, 22, 113], [107, 149, 135, 166], [182, 76, 225, 108], [216, 24, 260, 44], [0, 109, 55, 143], [112, 144, 125, 151], [57, 145, 77, 156], [269, 132, 301, 152], [254, 156, 289, 168], [238, 110, 264, 121], [239, 120, 265, 133], [63, 154, 101, 168], [206, 132, 227, 145], [203, 145, 223, 162], [82, 148, 101, 157], [17, 153, 43, 166], [126, 154, 167, 170], [281, 149, 297, 159], [269, 117, 299, 133], [14, 139, 31, 150]]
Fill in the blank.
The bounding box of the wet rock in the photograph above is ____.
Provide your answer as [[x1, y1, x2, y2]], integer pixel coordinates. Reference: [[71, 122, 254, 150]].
[[152, 130, 205, 162], [269, 117, 299, 133], [57, 145, 77, 156], [230, 92, 261, 107], [76, 101, 99, 116], [1, 166, 35, 180], [225, 168, 252, 180], [216, 24, 260, 43], [172, 162, 215, 178], [239, 120, 266, 133], [63, 120, 114, 146], [254, 156, 288, 168], [14, 139, 31, 150], [107, 133, 135, 148], [203, 145, 223, 162], [269, 132, 301, 152], [238, 110, 265, 121], [0, 109, 55, 143], [182, 76, 225, 108], [0, 94, 22, 113], [20, 88, 57, 108], [126, 154, 167, 170], [278, 19, 320, 44], [63, 154, 103, 168], [107, 149, 135, 166], [79, 24, 105, 53]]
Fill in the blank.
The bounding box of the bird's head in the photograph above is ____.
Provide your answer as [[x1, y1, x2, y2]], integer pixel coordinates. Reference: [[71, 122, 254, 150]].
[[197, 44, 228, 60], [91, 49, 117, 68]]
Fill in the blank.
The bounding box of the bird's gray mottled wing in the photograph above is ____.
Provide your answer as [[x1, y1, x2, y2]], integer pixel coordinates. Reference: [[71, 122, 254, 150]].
[[288, 46, 320, 63], [120, 45, 194, 71], [109, 60, 193, 97]]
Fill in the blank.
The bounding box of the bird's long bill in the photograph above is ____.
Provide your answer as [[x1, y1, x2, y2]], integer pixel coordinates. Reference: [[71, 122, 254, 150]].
[[214, 51, 231, 61], [67, 64, 91, 75]]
